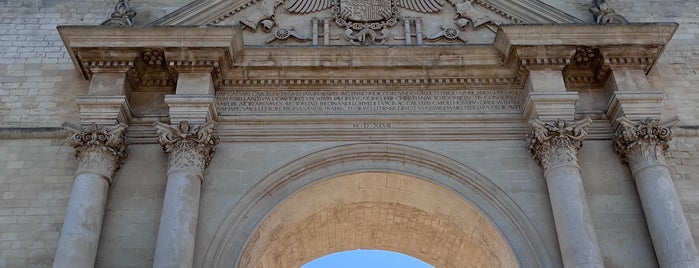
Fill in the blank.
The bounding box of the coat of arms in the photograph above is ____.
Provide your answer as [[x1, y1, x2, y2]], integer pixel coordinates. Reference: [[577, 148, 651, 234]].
[[241, 0, 446, 44]]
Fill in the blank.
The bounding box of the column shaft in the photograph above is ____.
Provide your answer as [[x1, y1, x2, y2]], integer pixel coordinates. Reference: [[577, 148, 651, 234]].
[[53, 123, 127, 268], [634, 165, 699, 268], [53, 174, 109, 268], [545, 166, 603, 268], [153, 121, 218, 268], [153, 171, 202, 267], [527, 118, 603, 268], [614, 117, 699, 267]]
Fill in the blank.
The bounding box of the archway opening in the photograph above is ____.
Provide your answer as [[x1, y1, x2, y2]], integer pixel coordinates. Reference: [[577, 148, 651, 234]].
[[239, 172, 518, 268], [301, 249, 434, 268]]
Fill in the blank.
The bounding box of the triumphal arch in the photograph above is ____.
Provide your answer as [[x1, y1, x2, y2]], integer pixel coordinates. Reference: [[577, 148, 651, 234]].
[[50, 0, 698, 267]]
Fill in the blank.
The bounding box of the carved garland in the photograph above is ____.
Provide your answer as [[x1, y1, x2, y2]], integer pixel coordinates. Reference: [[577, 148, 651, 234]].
[[63, 122, 128, 180], [154, 121, 220, 178], [613, 117, 674, 171], [526, 118, 592, 170]]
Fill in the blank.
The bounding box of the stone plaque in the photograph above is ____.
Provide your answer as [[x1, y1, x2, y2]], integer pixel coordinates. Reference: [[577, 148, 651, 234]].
[[215, 89, 522, 115]]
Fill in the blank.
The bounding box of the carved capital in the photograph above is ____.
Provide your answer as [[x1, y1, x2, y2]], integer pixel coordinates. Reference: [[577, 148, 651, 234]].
[[526, 118, 592, 170], [613, 117, 676, 174], [154, 121, 220, 178], [63, 122, 128, 182]]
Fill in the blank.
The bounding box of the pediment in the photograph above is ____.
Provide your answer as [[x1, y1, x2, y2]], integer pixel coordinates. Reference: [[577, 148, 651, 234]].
[[151, 0, 584, 46]]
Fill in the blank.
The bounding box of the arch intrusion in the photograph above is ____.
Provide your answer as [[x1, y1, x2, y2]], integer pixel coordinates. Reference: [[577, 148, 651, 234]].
[[201, 143, 557, 267]]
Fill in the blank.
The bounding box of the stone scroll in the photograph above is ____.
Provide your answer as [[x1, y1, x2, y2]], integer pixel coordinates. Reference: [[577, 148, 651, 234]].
[[215, 89, 523, 115]]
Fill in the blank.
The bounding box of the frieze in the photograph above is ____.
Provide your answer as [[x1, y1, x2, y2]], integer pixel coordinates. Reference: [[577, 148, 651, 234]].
[[215, 89, 523, 115]]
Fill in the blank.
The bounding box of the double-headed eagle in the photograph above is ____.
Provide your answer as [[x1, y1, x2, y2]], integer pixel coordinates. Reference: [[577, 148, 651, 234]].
[[241, 0, 445, 31]]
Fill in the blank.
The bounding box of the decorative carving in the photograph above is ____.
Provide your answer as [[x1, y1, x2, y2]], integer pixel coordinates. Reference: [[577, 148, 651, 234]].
[[447, 0, 499, 29], [526, 118, 592, 170], [590, 0, 627, 25], [101, 0, 137, 26], [266, 26, 310, 43], [613, 117, 676, 172], [141, 48, 165, 67], [345, 28, 390, 45], [241, 0, 445, 44], [62, 122, 128, 181], [426, 25, 466, 43], [154, 121, 220, 178]]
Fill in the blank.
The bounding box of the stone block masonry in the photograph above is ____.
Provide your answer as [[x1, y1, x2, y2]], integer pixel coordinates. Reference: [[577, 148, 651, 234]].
[[0, 139, 75, 267]]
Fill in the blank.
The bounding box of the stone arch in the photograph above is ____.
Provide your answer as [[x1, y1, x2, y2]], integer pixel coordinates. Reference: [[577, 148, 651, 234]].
[[201, 143, 556, 267]]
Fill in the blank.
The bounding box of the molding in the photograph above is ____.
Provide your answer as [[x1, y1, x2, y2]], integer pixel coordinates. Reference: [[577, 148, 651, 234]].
[[0, 128, 67, 140]]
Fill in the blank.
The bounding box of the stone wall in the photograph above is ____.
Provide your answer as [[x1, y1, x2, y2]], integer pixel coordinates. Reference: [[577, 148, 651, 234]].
[[0, 139, 74, 267]]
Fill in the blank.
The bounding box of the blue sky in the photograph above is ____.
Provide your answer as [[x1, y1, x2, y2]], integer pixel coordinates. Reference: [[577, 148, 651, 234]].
[[302, 250, 434, 268]]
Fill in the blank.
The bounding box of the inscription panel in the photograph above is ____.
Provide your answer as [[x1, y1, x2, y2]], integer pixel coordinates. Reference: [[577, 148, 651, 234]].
[[216, 90, 522, 115]]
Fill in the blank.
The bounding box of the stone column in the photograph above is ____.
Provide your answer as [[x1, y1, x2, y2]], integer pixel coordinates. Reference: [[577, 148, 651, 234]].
[[152, 121, 219, 268], [614, 117, 699, 268], [527, 118, 604, 268], [53, 123, 127, 268]]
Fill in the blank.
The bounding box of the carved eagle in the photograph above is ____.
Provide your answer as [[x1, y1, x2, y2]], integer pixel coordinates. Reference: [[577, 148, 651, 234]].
[[242, 0, 444, 31], [284, 0, 445, 14]]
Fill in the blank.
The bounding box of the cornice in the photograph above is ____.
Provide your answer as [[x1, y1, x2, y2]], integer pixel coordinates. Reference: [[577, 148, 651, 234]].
[[57, 26, 244, 80]]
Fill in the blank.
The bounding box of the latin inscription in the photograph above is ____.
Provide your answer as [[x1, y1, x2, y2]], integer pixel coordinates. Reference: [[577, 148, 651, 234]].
[[216, 90, 522, 115]]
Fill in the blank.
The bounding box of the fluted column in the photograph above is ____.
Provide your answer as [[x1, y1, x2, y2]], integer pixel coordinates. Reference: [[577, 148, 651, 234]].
[[614, 117, 699, 268], [53, 123, 127, 268], [152, 121, 219, 268], [527, 118, 604, 268]]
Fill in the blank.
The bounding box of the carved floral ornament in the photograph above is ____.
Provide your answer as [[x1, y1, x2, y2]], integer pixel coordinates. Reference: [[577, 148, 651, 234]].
[[154, 121, 220, 177], [613, 117, 676, 167], [526, 118, 592, 170], [62, 122, 128, 179]]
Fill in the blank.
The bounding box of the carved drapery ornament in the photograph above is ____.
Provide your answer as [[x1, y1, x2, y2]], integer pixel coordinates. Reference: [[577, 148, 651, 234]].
[[589, 0, 627, 25], [63, 122, 128, 182], [526, 118, 592, 170], [613, 117, 675, 174], [154, 121, 219, 178]]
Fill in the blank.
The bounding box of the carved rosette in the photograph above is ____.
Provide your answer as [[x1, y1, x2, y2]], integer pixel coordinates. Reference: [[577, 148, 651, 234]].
[[526, 118, 592, 170], [63, 122, 128, 182], [154, 121, 220, 179], [613, 117, 674, 174]]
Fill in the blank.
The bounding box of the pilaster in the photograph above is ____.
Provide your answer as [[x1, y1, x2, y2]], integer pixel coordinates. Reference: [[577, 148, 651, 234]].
[[515, 46, 579, 122]]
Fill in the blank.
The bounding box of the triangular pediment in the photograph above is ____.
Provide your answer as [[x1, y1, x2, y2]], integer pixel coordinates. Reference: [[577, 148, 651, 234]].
[[150, 0, 583, 46]]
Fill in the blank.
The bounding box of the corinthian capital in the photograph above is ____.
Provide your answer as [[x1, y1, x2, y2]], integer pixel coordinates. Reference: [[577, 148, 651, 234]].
[[613, 117, 676, 172], [62, 122, 128, 181], [154, 121, 219, 178], [526, 118, 592, 170]]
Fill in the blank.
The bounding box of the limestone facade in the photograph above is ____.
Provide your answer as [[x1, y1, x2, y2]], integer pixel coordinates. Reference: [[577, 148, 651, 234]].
[[1, 0, 699, 267]]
